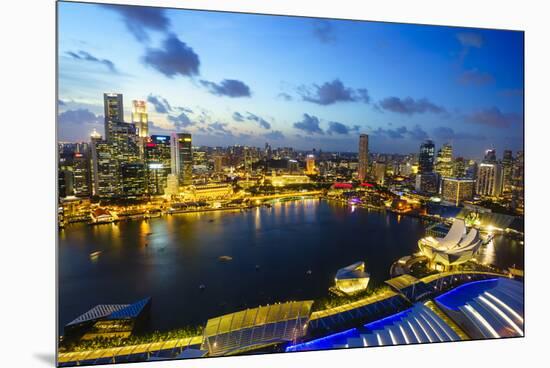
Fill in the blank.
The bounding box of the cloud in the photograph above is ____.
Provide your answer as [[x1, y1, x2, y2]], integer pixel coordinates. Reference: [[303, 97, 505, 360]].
[[168, 112, 194, 128], [458, 69, 494, 86], [456, 32, 483, 48], [232, 112, 246, 122], [142, 34, 200, 78], [277, 92, 293, 101], [66, 50, 117, 73], [379, 96, 446, 115], [58, 109, 103, 125], [207, 122, 233, 136], [293, 114, 324, 135], [326, 121, 359, 135], [312, 20, 335, 43], [58, 99, 66, 106], [467, 107, 522, 128], [432, 126, 486, 141], [245, 112, 270, 130], [264, 130, 285, 140], [298, 79, 370, 105], [372, 125, 428, 140], [147, 94, 172, 113], [102, 4, 170, 42], [200, 79, 251, 97]]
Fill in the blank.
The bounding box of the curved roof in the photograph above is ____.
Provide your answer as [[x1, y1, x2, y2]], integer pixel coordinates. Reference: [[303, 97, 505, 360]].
[[418, 219, 482, 266]]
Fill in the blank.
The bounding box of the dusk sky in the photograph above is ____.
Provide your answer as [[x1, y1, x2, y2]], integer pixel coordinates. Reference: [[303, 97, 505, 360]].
[[57, 1, 524, 159]]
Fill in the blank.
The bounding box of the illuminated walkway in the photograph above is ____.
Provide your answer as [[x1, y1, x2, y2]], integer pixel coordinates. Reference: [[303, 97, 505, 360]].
[[286, 277, 523, 352], [57, 336, 203, 366]]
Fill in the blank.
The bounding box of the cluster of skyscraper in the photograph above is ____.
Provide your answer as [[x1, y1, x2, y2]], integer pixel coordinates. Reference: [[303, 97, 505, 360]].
[[59, 93, 193, 199]]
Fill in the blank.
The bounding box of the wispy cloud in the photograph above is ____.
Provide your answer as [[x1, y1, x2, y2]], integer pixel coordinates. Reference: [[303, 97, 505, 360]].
[[379, 96, 446, 115], [200, 79, 252, 98], [102, 4, 170, 42], [466, 107, 522, 128], [66, 50, 118, 73], [298, 79, 369, 105], [312, 20, 336, 43], [458, 69, 494, 86]]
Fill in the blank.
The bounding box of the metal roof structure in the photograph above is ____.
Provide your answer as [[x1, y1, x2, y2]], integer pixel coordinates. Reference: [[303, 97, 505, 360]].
[[66, 304, 129, 327], [202, 300, 313, 356], [107, 298, 151, 320]]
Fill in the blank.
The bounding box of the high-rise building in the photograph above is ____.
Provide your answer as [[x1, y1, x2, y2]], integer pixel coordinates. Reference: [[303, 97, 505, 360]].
[[418, 140, 435, 174], [435, 143, 453, 178], [373, 162, 386, 185], [415, 172, 438, 195], [131, 100, 148, 138], [453, 157, 466, 178], [121, 163, 146, 197], [91, 139, 118, 197], [171, 133, 193, 186], [484, 149, 497, 163], [72, 151, 91, 197], [111, 122, 140, 163], [164, 173, 179, 197], [213, 155, 224, 173], [145, 135, 171, 195], [511, 151, 524, 214], [287, 159, 299, 174], [103, 93, 124, 142], [476, 162, 503, 197], [305, 154, 316, 175], [441, 178, 475, 206], [502, 150, 514, 196], [358, 134, 369, 182]]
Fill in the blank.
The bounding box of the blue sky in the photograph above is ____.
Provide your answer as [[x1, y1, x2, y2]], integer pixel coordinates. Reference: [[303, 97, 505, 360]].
[[57, 1, 524, 159]]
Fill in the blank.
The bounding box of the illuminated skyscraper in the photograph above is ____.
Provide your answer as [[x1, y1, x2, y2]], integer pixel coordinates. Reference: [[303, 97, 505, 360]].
[[72, 151, 91, 197], [145, 135, 171, 195], [373, 162, 386, 185], [358, 134, 369, 181], [103, 93, 124, 142], [418, 140, 435, 174], [477, 162, 503, 197], [171, 133, 193, 186], [213, 155, 224, 173], [305, 154, 316, 175], [502, 150, 514, 196], [441, 178, 475, 205], [131, 100, 149, 138], [511, 151, 524, 214], [435, 143, 453, 178], [484, 149, 497, 163], [91, 138, 118, 197], [121, 163, 146, 197]]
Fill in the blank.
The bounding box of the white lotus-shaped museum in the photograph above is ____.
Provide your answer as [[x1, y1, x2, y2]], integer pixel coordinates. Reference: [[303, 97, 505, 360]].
[[418, 219, 482, 269]]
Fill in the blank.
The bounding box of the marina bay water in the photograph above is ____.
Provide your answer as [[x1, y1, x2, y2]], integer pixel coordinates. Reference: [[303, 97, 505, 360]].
[[58, 199, 522, 332]]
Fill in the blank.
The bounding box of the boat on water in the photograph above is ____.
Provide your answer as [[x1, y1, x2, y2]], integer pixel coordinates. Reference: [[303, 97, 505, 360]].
[[89, 251, 102, 259], [218, 255, 233, 262]]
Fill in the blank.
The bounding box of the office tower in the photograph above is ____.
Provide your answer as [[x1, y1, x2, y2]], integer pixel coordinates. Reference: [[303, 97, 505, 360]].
[[305, 154, 316, 175], [121, 163, 146, 197], [164, 174, 179, 197], [244, 147, 252, 173], [131, 100, 148, 138], [511, 151, 524, 214], [111, 122, 140, 163], [435, 143, 453, 178], [72, 151, 91, 197], [477, 162, 503, 197], [484, 149, 497, 163], [91, 139, 118, 197], [453, 157, 466, 178], [213, 155, 224, 173], [373, 162, 386, 185], [58, 155, 74, 198], [171, 133, 193, 186], [103, 93, 124, 142], [502, 150, 514, 196], [441, 178, 475, 206], [145, 135, 171, 195], [415, 140, 437, 194], [287, 159, 299, 174], [418, 140, 435, 174], [358, 134, 369, 182]]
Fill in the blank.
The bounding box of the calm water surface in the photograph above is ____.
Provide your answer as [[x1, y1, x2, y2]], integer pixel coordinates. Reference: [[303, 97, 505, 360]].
[[58, 199, 523, 331]]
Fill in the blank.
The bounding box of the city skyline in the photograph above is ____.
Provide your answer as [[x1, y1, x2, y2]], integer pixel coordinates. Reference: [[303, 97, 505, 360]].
[[58, 2, 523, 158]]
